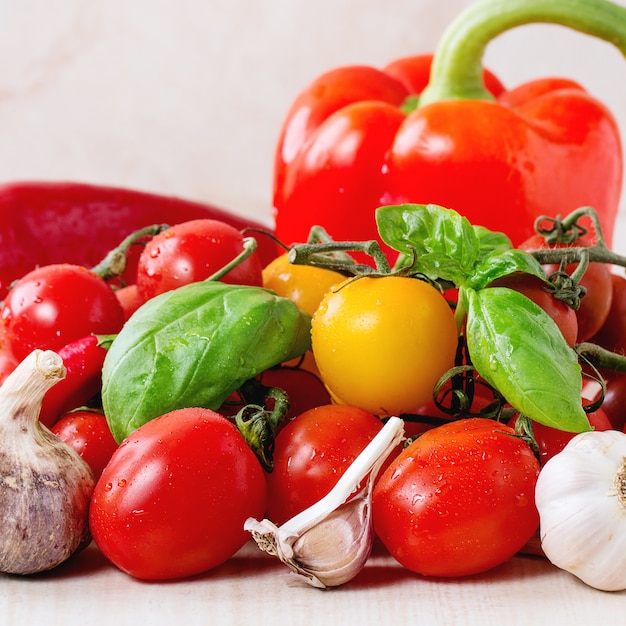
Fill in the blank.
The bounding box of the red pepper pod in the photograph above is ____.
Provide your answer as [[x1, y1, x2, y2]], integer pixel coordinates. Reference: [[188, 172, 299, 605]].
[[0, 181, 277, 298], [273, 0, 626, 251], [39, 334, 108, 428]]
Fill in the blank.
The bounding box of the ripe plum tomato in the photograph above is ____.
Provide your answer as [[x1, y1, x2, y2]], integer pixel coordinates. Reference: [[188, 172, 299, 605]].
[[136, 219, 263, 301], [520, 234, 612, 342], [487, 273, 578, 347], [261, 253, 344, 316], [89, 407, 267, 580], [1, 264, 124, 362], [51, 410, 118, 479], [311, 276, 458, 416], [372, 418, 540, 577], [265, 404, 385, 526], [591, 372, 626, 431], [114, 284, 143, 321]]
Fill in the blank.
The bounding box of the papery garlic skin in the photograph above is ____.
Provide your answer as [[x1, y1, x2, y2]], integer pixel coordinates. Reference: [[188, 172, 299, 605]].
[[0, 350, 95, 575], [535, 429, 626, 592]]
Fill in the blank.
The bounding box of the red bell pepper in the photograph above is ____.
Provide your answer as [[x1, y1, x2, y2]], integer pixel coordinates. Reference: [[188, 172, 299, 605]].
[[0, 181, 277, 298], [273, 0, 625, 252]]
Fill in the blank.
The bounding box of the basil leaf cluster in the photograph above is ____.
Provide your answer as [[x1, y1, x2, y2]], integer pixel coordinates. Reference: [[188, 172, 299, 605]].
[[377, 203, 590, 434]]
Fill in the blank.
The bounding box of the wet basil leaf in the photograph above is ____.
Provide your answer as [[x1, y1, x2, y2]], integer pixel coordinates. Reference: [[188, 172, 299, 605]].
[[464, 286, 590, 433], [102, 281, 311, 442], [467, 248, 547, 290], [377, 203, 480, 284]]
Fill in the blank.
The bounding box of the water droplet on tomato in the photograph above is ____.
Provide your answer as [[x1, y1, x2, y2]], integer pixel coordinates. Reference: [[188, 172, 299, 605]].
[[103, 482, 113, 492], [117, 479, 126, 488]]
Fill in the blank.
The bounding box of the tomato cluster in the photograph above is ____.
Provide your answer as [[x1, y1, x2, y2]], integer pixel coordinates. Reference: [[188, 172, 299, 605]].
[[3, 211, 624, 585]]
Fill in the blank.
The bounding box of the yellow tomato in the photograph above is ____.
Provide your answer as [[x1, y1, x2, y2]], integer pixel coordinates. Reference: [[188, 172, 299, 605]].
[[311, 275, 458, 416], [262, 253, 344, 317]]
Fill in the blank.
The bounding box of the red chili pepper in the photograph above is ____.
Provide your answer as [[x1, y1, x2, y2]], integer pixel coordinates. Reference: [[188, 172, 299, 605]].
[[0, 181, 277, 298], [39, 334, 109, 428], [273, 0, 625, 252]]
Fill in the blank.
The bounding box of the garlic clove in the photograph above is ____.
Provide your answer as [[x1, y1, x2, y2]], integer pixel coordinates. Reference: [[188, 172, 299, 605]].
[[0, 349, 96, 575], [245, 416, 404, 588]]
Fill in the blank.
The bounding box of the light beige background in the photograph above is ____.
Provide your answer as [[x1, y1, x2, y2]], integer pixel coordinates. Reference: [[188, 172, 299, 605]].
[[0, 0, 625, 240]]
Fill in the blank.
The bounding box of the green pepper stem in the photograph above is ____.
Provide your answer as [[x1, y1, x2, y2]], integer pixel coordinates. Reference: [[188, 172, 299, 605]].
[[419, 0, 626, 106]]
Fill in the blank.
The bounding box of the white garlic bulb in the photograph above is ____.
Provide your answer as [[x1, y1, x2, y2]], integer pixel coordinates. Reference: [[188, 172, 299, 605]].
[[0, 349, 96, 575], [535, 429, 626, 591], [245, 415, 404, 588]]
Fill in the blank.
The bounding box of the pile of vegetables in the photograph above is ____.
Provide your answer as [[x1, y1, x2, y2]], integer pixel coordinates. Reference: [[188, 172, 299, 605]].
[[1, 0, 626, 597]]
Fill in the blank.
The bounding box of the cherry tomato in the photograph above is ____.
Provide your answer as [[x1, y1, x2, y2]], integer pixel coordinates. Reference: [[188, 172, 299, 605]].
[[265, 404, 384, 525], [509, 399, 613, 464], [262, 253, 344, 316], [311, 275, 458, 416], [591, 371, 626, 431], [258, 367, 331, 420], [89, 407, 267, 581], [520, 234, 612, 342], [1, 264, 125, 362], [136, 219, 263, 301], [590, 272, 626, 355], [372, 418, 540, 577], [488, 273, 578, 347], [115, 284, 144, 321], [51, 410, 118, 479]]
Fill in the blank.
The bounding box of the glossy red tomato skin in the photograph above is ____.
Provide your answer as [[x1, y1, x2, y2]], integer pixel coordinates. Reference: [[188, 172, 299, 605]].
[[520, 235, 612, 342], [509, 402, 613, 465], [372, 418, 540, 577], [89, 408, 267, 581], [265, 404, 384, 526], [135, 219, 263, 301], [488, 273, 578, 347], [590, 272, 626, 356], [1, 264, 124, 362], [51, 410, 118, 479]]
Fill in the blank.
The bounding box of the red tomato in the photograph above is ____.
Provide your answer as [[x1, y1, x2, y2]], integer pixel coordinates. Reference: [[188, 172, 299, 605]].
[[257, 367, 331, 420], [520, 234, 612, 342], [372, 418, 540, 577], [509, 400, 613, 464], [488, 273, 578, 347], [89, 407, 267, 580], [115, 284, 144, 321], [591, 372, 626, 431], [135, 219, 263, 301], [51, 410, 118, 479], [590, 272, 626, 356], [265, 404, 384, 525], [1, 264, 125, 362]]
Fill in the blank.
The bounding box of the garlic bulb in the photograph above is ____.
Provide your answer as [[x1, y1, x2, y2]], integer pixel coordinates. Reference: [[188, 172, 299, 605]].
[[245, 415, 404, 588], [0, 349, 95, 575], [535, 429, 626, 592]]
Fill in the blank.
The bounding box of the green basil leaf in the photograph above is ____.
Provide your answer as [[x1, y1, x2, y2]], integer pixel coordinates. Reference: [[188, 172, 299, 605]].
[[467, 248, 548, 290], [464, 286, 590, 433], [102, 281, 311, 442], [377, 203, 480, 284], [473, 226, 512, 258]]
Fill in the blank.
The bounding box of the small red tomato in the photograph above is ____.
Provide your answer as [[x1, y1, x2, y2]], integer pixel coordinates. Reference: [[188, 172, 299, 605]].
[[520, 234, 612, 342], [258, 367, 331, 419], [1, 264, 124, 362], [373, 418, 540, 578], [115, 284, 144, 321], [51, 410, 118, 479], [509, 400, 613, 464], [488, 273, 578, 347], [89, 407, 267, 581], [136, 219, 263, 301], [265, 404, 384, 525]]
